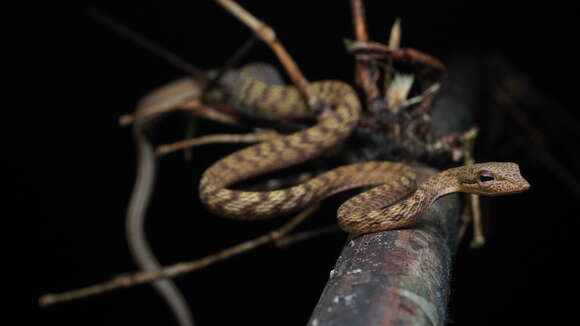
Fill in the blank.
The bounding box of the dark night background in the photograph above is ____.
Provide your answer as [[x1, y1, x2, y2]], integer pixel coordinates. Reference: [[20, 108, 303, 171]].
[[27, 1, 579, 325]]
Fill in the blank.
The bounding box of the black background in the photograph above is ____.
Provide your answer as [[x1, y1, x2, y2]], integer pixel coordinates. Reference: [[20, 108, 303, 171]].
[[29, 1, 579, 325]]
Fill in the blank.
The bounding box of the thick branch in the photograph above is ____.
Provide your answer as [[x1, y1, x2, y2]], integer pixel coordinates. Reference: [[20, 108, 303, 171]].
[[309, 58, 479, 325], [309, 179, 460, 326]]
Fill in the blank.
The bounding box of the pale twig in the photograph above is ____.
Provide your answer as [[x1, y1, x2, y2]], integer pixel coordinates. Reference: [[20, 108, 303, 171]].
[[39, 203, 319, 307], [345, 40, 446, 73], [119, 99, 243, 127], [119, 101, 193, 126], [128, 120, 194, 326], [388, 18, 402, 50], [458, 128, 486, 248], [351, 0, 369, 44], [90, 5, 255, 130], [181, 101, 244, 126], [405, 83, 441, 115], [156, 131, 281, 157], [465, 141, 485, 249], [469, 194, 485, 248]]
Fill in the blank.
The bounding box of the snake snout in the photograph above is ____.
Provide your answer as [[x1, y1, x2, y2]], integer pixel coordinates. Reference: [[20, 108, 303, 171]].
[[509, 164, 531, 193], [521, 179, 531, 191], [511, 176, 530, 194]]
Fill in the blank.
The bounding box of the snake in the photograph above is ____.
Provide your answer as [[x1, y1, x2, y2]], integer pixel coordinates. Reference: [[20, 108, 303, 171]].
[[199, 67, 530, 234]]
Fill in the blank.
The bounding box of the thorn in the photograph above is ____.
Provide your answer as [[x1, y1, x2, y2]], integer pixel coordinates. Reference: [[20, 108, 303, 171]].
[[388, 18, 402, 50]]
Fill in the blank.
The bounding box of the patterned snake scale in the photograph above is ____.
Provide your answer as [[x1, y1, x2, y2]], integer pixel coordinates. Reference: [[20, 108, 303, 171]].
[[199, 68, 530, 233]]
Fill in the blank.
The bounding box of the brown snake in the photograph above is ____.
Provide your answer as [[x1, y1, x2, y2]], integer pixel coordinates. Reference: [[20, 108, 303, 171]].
[[199, 69, 530, 233]]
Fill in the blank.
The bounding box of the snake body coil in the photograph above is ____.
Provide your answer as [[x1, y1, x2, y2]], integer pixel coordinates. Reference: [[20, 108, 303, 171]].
[[200, 71, 530, 233], [200, 72, 361, 217]]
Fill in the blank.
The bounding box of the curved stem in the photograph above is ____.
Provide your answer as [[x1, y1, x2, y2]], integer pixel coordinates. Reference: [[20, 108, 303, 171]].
[[127, 121, 194, 326]]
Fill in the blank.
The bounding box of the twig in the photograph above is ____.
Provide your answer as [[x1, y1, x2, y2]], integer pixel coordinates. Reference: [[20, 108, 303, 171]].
[[215, 0, 320, 109], [89, 6, 252, 129], [461, 129, 486, 248], [39, 203, 319, 307], [156, 131, 281, 157], [345, 40, 446, 73], [118, 78, 203, 126], [87, 7, 206, 82], [128, 119, 194, 326], [350, 0, 380, 100], [120, 98, 245, 127], [469, 194, 484, 248]]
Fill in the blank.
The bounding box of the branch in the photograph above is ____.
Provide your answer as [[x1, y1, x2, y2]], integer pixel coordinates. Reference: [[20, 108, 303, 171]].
[[309, 57, 480, 325], [38, 204, 319, 306], [309, 192, 460, 325]]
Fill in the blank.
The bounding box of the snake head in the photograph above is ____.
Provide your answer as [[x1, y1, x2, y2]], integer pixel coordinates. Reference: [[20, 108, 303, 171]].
[[458, 162, 530, 196]]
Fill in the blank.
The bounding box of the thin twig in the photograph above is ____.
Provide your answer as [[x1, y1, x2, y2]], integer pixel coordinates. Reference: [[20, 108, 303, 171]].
[[469, 194, 484, 248], [89, 6, 252, 130], [128, 118, 194, 326], [350, 0, 380, 100], [119, 99, 243, 127], [119, 100, 196, 127], [345, 40, 445, 73], [156, 131, 281, 157], [180, 101, 244, 126], [461, 129, 486, 248], [39, 203, 319, 307], [87, 7, 206, 82], [465, 158, 485, 248]]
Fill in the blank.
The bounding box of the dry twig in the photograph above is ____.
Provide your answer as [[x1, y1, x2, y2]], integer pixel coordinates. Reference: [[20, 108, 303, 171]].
[[39, 203, 320, 306], [155, 131, 281, 157]]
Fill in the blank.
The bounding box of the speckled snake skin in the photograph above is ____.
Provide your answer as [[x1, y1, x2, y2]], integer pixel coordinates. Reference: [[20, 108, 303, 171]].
[[199, 69, 530, 233]]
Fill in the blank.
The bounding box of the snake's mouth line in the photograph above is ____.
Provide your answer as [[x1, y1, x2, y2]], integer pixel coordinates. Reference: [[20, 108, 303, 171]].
[[493, 186, 530, 196], [510, 186, 530, 194]]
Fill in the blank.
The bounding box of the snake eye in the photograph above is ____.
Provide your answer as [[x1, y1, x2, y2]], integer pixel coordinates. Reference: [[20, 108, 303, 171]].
[[478, 170, 495, 183]]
